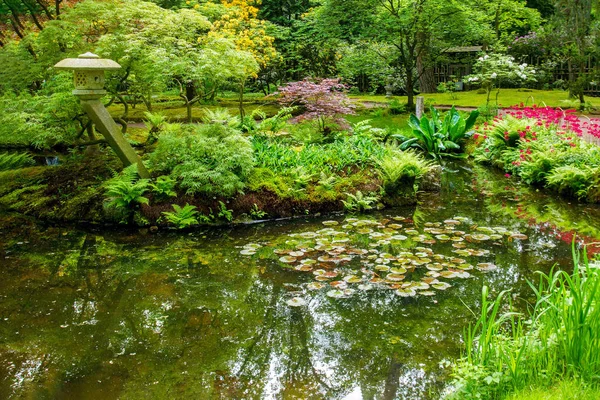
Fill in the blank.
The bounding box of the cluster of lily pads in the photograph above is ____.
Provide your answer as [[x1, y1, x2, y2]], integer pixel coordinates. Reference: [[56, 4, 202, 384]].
[[239, 216, 529, 306]]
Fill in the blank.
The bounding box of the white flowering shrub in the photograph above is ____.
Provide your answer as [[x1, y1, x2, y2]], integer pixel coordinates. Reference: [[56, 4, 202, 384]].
[[466, 53, 537, 116]]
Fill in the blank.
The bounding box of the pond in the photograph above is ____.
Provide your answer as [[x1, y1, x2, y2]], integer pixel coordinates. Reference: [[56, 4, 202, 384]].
[[1, 162, 599, 399]]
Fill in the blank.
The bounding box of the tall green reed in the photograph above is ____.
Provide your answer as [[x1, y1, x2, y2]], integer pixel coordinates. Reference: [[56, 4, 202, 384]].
[[448, 243, 600, 399]]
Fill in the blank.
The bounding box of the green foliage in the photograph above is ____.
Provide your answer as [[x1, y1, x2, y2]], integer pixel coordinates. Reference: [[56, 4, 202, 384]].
[[144, 112, 168, 144], [0, 77, 84, 149], [447, 247, 600, 399], [394, 106, 479, 159], [104, 166, 150, 212], [474, 115, 600, 202], [388, 98, 407, 115], [252, 133, 385, 176], [249, 203, 267, 219], [377, 149, 433, 195], [546, 165, 598, 200], [150, 123, 254, 197], [342, 190, 379, 213], [162, 203, 199, 228], [217, 201, 233, 222], [0, 152, 35, 171], [149, 175, 177, 199], [258, 107, 294, 134]]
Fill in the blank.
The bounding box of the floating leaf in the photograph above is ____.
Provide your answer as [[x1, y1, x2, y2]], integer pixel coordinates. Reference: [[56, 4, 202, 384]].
[[510, 233, 528, 240], [307, 282, 325, 290], [287, 297, 306, 307], [301, 259, 317, 265], [375, 265, 390, 272], [343, 275, 362, 283], [322, 220, 339, 226], [432, 282, 451, 290], [327, 289, 345, 298], [390, 266, 407, 274], [279, 256, 297, 263], [471, 234, 491, 241], [396, 288, 417, 297], [330, 280, 348, 289], [358, 284, 373, 291], [476, 263, 497, 272], [386, 273, 406, 282], [295, 265, 313, 272], [420, 291, 436, 296], [240, 249, 256, 256]]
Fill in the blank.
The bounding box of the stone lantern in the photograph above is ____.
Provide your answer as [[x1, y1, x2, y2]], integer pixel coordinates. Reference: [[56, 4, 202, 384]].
[[54, 52, 150, 178]]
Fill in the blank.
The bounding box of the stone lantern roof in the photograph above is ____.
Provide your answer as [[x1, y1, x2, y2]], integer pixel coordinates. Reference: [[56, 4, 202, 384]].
[[54, 52, 121, 71]]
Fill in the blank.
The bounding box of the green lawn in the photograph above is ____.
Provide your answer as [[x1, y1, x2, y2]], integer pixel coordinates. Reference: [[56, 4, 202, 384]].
[[350, 89, 589, 109]]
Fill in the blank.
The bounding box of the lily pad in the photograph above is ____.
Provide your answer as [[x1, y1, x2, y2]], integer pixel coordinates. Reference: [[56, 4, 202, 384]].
[[510, 233, 528, 240], [386, 273, 406, 282], [279, 256, 297, 264], [239, 249, 256, 256], [396, 288, 417, 297], [307, 282, 325, 290], [327, 289, 345, 298], [287, 297, 306, 307], [476, 263, 497, 272], [322, 220, 339, 226], [432, 282, 452, 290]]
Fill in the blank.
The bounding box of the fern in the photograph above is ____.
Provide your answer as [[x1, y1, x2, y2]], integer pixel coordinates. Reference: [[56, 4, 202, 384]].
[[342, 191, 379, 212], [104, 165, 150, 211], [546, 165, 598, 200], [162, 203, 199, 228], [377, 148, 433, 194], [0, 152, 35, 171], [149, 175, 177, 199]]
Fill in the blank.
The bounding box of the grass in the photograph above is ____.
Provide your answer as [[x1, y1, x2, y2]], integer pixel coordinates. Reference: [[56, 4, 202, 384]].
[[446, 245, 600, 399], [504, 380, 600, 400], [108, 100, 280, 121], [350, 89, 584, 109], [346, 112, 410, 131]]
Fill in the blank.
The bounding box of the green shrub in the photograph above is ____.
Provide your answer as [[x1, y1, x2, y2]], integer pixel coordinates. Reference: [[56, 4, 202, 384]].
[[0, 152, 35, 171], [0, 76, 84, 149], [150, 123, 254, 197], [388, 98, 407, 115]]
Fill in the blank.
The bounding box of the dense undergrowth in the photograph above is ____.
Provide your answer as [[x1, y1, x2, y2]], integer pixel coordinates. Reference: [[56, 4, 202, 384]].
[[474, 106, 600, 203], [445, 246, 600, 400]]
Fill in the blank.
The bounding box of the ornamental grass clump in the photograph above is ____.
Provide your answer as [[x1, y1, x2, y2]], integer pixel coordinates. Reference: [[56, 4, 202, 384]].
[[446, 245, 600, 400]]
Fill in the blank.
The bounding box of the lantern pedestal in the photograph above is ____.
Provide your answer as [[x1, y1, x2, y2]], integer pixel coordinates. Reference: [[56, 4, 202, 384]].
[[54, 53, 150, 178]]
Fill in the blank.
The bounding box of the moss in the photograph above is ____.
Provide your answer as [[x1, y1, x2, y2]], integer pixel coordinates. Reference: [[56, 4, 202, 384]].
[[247, 168, 305, 200]]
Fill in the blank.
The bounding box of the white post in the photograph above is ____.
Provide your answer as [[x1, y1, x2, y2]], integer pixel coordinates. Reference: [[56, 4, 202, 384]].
[[416, 96, 425, 119]]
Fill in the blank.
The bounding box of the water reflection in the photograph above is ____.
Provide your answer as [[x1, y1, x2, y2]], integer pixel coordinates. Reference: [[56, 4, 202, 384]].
[[0, 162, 598, 399]]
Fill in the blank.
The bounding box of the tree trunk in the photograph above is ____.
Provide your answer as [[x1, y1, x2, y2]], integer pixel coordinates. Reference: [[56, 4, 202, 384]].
[[417, 58, 436, 93], [186, 101, 192, 123], [406, 70, 415, 110], [238, 81, 246, 120]]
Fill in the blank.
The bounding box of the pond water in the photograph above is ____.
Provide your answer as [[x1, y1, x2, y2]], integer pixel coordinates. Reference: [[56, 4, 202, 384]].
[[1, 163, 599, 399]]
